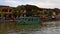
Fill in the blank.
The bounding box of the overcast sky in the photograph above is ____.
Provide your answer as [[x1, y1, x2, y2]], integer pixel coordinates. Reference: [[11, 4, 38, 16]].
[[0, 0, 60, 8]]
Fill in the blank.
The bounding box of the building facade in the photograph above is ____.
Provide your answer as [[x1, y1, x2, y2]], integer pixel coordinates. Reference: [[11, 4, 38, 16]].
[[0, 6, 14, 19]]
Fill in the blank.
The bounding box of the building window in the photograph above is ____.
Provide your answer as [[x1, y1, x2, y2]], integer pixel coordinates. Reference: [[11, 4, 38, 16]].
[[9, 9, 12, 12], [2, 9, 8, 12], [4, 14, 7, 17], [0, 14, 1, 17], [8, 14, 11, 18], [0, 9, 1, 12]]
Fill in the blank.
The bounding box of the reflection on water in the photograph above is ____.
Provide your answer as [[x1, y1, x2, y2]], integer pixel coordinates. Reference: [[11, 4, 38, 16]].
[[0, 21, 60, 34]]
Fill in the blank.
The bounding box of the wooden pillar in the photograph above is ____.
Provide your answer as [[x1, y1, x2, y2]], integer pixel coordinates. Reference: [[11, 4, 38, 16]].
[[8, 8, 9, 12], [1, 8, 3, 18], [0, 8, 2, 12], [0, 9, 2, 18]]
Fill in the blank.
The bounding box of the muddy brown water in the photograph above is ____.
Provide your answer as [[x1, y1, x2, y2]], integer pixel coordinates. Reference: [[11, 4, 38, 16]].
[[0, 22, 41, 34], [0, 21, 60, 34]]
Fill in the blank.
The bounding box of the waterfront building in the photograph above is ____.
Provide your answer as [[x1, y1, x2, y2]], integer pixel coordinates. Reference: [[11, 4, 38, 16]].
[[0, 5, 60, 22], [0, 6, 14, 19]]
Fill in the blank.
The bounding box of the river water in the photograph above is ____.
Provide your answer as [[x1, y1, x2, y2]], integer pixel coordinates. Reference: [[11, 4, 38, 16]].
[[0, 21, 60, 34]]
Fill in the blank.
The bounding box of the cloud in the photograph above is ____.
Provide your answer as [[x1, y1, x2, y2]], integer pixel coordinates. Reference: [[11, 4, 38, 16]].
[[0, 0, 60, 8], [33, 0, 60, 8], [4, 0, 22, 7]]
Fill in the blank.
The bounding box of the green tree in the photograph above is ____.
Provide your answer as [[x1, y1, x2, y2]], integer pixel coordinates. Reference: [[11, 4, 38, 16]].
[[12, 9, 17, 18], [12, 6, 23, 17], [32, 10, 39, 16], [54, 8, 59, 15]]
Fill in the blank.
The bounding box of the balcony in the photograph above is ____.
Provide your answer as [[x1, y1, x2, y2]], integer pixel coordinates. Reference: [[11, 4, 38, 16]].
[[0, 12, 12, 14]]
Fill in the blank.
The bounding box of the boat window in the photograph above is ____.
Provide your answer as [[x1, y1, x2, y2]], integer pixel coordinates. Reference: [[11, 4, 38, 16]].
[[28, 19, 31, 21], [28, 18, 33, 21], [4, 14, 7, 17]]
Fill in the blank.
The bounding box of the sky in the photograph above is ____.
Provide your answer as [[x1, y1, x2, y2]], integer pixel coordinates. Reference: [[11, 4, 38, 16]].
[[0, 0, 60, 9]]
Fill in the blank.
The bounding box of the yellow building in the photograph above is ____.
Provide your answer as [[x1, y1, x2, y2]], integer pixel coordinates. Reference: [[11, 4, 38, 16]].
[[0, 6, 14, 18], [52, 12, 56, 16]]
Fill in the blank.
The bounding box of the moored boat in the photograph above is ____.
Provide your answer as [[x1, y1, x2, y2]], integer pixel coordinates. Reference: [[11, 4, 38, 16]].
[[0, 17, 42, 25], [16, 17, 41, 25]]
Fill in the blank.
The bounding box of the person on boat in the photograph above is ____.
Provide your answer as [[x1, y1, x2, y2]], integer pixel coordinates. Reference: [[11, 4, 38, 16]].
[[51, 16, 55, 20]]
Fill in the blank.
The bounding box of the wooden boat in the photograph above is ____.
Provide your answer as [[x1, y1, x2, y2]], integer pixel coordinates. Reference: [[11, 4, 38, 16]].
[[16, 17, 41, 25]]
